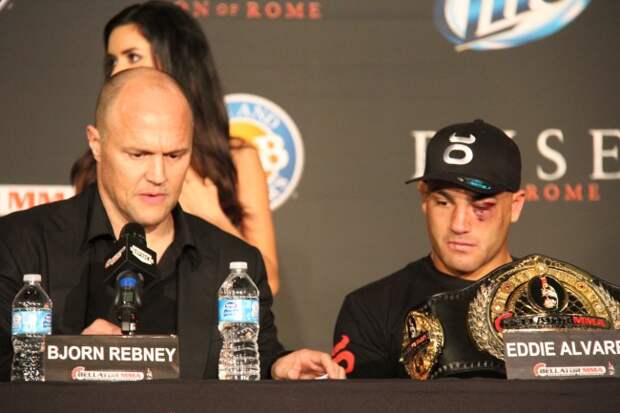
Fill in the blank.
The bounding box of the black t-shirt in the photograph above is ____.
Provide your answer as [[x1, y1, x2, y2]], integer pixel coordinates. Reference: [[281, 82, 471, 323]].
[[332, 256, 472, 378]]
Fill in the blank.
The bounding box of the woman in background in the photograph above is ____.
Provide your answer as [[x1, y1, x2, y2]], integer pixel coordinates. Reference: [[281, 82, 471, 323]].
[[71, 1, 280, 294]]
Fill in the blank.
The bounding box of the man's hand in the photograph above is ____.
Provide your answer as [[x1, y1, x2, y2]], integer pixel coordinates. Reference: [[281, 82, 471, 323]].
[[271, 349, 346, 380], [81, 318, 122, 335]]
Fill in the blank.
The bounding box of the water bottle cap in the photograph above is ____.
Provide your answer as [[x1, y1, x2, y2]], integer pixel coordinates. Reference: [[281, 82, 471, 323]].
[[23, 274, 42, 283], [229, 261, 248, 270]]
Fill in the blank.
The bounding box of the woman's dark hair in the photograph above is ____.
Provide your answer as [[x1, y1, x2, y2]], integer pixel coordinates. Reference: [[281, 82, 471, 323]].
[[71, 0, 244, 227]]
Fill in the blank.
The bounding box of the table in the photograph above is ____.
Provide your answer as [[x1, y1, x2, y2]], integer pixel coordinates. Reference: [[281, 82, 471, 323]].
[[1, 378, 618, 413]]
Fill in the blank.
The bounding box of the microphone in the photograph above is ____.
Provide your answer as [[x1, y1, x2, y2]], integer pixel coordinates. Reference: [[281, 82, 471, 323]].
[[104, 223, 158, 335], [114, 270, 144, 335]]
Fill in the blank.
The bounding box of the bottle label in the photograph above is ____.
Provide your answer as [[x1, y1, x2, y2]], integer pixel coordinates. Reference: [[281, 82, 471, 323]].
[[12, 309, 52, 335], [218, 299, 259, 324]]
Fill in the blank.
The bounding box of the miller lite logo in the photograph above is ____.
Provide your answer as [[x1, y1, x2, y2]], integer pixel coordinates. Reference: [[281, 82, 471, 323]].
[[225, 93, 304, 210], [434, 0, 591, 51]]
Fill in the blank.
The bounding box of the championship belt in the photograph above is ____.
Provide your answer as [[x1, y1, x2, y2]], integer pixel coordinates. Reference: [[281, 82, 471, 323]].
[[401, 254, 620, 380]]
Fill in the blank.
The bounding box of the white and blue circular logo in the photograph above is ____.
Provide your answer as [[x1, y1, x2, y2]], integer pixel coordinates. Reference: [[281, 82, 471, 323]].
[[434, 0, 591, 51], [225, 94, 304, 210]]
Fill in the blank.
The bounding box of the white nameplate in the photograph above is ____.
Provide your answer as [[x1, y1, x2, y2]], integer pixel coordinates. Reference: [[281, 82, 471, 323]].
[[44, 335, 179, 382], [504, 330, 620, 380]]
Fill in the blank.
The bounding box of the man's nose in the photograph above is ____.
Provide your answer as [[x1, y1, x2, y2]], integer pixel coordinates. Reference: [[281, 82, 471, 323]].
[[449, 204, 471, 234], [145, 155, 166, 185]]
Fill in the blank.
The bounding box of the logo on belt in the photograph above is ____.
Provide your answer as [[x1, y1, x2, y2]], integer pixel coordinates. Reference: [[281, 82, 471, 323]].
[[468, 255, 620, 360], [400, 310, 444, 380]]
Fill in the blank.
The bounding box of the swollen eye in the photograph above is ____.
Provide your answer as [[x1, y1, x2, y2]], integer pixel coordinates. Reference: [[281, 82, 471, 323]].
[[473, 206, 493, 220], [474, 201, 496, 209]]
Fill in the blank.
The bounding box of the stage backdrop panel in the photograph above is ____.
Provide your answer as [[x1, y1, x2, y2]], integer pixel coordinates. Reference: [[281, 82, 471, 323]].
[[0, 0, 618, 352]]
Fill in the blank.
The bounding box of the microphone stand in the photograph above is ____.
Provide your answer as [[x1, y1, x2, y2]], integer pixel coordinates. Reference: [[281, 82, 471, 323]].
[[115, 272, 144, 336]]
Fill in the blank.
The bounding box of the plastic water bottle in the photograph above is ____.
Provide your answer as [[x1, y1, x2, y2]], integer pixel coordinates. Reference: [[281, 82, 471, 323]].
[[11, 274, 53, 382], [218, 261, 260, 380]]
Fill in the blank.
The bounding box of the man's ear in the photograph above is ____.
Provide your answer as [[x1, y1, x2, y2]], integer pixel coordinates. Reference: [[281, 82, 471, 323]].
[[510, 189, 526, 223], [418, 181, 429, 215], [86, 125, 102, 162]]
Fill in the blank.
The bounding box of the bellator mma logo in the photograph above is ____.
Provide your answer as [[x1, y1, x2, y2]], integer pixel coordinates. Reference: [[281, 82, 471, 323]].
[[0, 185, 75, 216], [410, 128, 620, 202]]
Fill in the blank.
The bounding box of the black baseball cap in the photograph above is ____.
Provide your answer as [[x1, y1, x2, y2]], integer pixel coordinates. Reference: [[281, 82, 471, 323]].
[[407, 119, 521, 195]]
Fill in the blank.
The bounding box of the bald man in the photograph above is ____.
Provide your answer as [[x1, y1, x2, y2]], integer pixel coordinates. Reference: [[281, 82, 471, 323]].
[[0, 68, 344, 381]]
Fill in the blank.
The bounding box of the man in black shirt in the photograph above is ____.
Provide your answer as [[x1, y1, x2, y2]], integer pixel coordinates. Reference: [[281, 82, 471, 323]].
[[0, 68, 344, 381], [333, 119, 525, 378]]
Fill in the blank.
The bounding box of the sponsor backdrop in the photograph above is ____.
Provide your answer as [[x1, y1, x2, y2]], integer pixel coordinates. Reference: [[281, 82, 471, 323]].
[[0, 0, 618, 352]]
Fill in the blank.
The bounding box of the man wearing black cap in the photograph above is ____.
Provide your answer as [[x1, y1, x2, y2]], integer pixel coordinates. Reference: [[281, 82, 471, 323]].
[[332, 119, 525, 378]]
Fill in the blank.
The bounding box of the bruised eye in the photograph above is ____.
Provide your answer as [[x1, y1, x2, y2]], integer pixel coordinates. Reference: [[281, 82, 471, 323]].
[[473, 201, 495, 219], [473, 200, 496, 210]]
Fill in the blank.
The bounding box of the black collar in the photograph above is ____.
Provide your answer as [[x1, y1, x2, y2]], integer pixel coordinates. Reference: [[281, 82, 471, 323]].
[[79, 183, 200, 267], [170, 202, 200, 268], [85, 185, 115, 244]]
